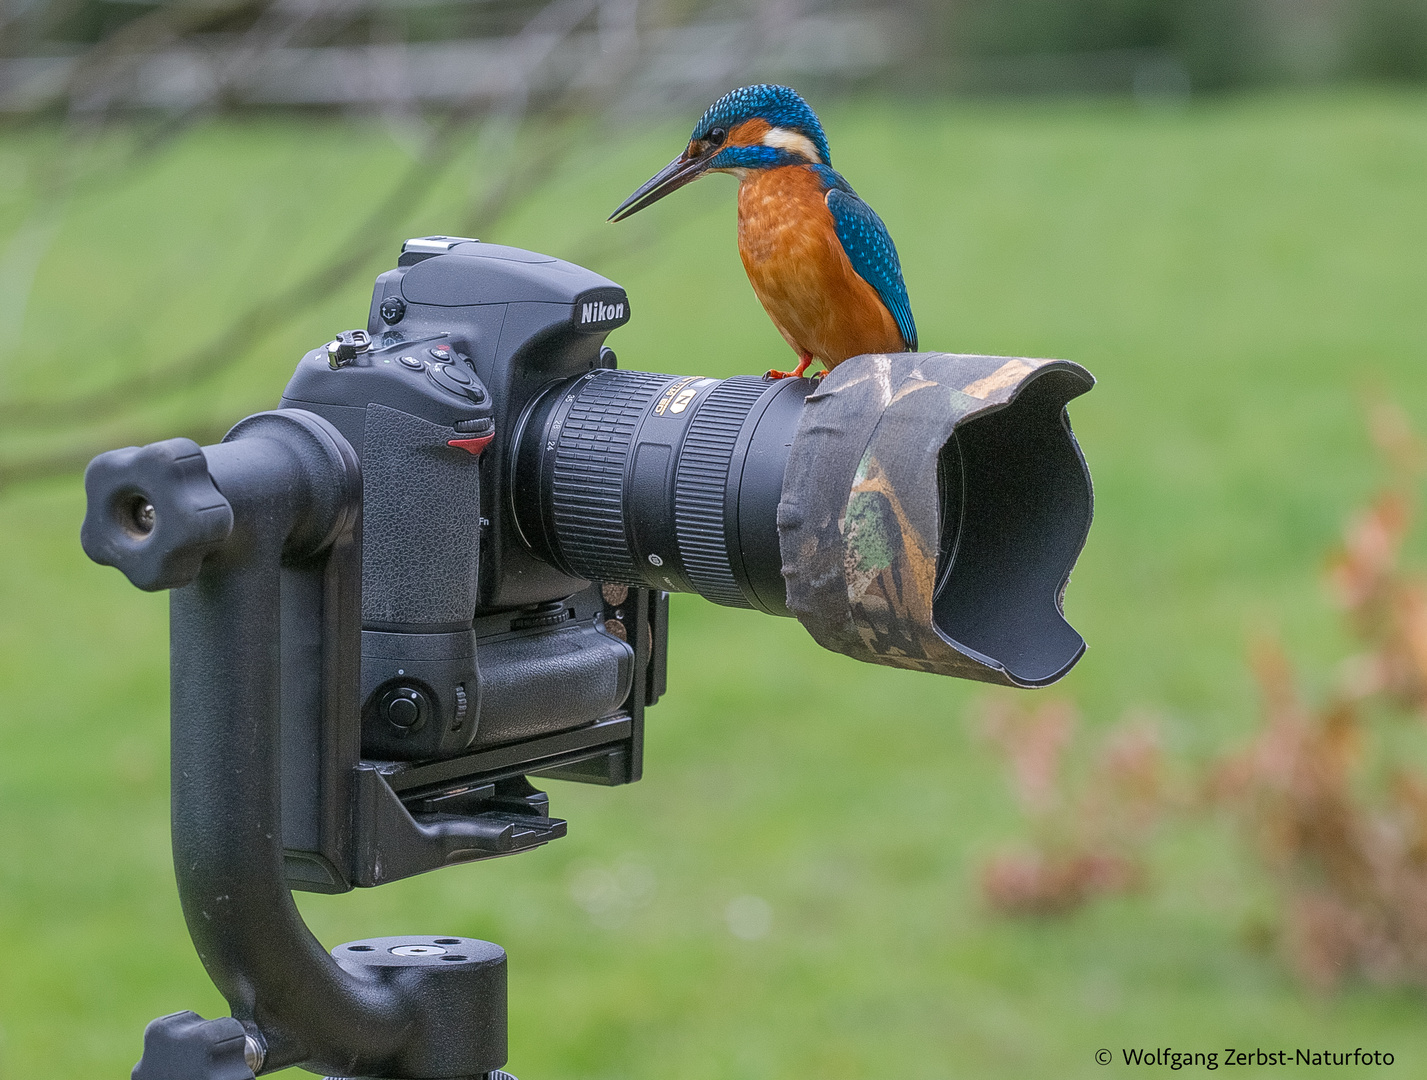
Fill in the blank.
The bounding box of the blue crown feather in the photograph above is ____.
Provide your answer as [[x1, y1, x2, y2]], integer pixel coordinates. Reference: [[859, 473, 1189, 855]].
[[691, 84, 831, 167]]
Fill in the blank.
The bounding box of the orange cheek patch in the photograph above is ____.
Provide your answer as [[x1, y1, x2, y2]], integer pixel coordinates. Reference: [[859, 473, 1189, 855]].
[[728, 118, 772, 146]]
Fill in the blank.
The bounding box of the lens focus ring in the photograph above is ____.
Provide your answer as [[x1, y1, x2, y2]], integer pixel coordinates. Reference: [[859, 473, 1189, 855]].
[[674, 376, 768, 607]]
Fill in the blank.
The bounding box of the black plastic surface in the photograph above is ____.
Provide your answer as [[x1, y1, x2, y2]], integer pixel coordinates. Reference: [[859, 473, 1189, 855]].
[[132, 1012, 255, 1080], [81, 437, 234, 592], [80, 240, 677, 1080], [731, 378, 818, 615], [360, 630, 480, 760], [356, 238, 630, 611], [326, 936, 506, 1076], [472, 618, 634, 749]]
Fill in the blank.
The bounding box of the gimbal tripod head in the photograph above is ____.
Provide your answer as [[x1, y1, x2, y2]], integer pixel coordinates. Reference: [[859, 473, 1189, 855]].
[[80, 238, 1094, 1078]]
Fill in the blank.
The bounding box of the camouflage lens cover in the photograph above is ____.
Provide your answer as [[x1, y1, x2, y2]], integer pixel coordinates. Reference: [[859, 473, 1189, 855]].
[[777, 352, 1094, 688]]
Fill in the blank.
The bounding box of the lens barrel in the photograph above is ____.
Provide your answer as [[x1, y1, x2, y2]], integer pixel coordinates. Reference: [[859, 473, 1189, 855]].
[[511, 370, 813, 614], [511, 354, 1094, 688]]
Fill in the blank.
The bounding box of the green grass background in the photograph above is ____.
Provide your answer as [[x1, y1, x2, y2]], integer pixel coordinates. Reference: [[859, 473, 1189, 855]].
[[4, 90, 1427, 1077]]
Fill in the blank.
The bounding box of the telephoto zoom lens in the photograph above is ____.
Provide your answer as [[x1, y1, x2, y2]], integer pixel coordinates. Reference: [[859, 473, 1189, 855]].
[[511, 370, 810, 614]]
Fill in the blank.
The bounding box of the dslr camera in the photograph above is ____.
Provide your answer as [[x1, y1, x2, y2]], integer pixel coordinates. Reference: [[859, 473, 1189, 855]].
[[81, 236, 1094, 1079]]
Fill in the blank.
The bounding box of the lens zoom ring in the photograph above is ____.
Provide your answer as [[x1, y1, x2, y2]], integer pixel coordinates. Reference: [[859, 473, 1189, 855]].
[[550, 371, 669, 581], [675, 377, 769, 607]]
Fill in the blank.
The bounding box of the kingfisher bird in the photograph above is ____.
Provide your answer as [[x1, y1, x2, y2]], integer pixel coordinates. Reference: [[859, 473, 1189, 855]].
[[609, 84, 916, 379]]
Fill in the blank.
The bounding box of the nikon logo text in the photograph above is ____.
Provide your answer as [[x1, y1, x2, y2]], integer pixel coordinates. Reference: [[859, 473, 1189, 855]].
[[581, 300, 625, 324]]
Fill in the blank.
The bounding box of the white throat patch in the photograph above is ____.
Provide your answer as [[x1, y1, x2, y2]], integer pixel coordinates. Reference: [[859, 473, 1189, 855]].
[[761, 127, 822, 163]]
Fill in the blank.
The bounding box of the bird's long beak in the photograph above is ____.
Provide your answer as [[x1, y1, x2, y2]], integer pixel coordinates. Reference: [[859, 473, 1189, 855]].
[[609, 147, 716, 222]]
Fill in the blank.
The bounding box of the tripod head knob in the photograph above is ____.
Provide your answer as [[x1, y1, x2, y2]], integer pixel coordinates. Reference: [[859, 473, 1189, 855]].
[[131, 1011, 260, 1080], [81, 436, 233, 592]]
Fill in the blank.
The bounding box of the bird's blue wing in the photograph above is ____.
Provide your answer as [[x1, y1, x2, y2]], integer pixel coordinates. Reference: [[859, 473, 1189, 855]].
[[824, 185, 917, 352]]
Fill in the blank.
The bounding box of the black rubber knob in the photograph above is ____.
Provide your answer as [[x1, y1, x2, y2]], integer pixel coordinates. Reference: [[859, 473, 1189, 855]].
[[81, 437, 234, 592], [132, 1011, 256, 1080]]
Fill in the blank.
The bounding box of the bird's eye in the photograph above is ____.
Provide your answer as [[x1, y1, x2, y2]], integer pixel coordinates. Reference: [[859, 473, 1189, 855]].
[[707, 127, 727, 146]]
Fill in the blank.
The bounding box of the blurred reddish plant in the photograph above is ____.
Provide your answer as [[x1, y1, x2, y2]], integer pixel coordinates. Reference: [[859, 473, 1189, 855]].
[[1214, 398, 1427, 990], [977, 698, 1167, 916], [1325, 399, 1427, 710]]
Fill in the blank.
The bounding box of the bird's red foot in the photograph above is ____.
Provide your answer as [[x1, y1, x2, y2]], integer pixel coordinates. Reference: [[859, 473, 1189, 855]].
[[766, 352, 815, 380]]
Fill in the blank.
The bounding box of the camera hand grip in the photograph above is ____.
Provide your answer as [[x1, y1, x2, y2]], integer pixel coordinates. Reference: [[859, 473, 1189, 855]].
[[362, 403, 481, 627]]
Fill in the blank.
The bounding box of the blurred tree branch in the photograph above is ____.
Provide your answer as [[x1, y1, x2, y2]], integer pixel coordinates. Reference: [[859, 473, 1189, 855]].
[[0, 0, 905, 494], [0, 0, 627, 488]]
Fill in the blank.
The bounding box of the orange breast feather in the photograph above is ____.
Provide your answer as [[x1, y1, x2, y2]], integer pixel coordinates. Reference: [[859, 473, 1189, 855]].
[[736, 167, 905, 368]]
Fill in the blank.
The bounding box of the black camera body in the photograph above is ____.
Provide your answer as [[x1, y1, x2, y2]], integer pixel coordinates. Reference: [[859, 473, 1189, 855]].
[[272, 236, 682, 894], [281, 236, 656, 766]]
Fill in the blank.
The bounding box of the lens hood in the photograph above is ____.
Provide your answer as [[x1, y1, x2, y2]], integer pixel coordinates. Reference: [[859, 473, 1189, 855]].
[[778, 353, 1094, 688]]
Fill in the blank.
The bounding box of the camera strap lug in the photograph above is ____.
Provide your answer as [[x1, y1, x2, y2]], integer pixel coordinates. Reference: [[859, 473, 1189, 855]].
[[326, 329, 372, 369]]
